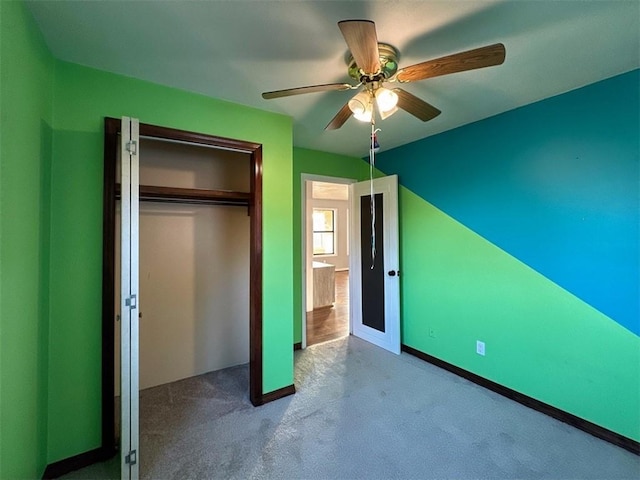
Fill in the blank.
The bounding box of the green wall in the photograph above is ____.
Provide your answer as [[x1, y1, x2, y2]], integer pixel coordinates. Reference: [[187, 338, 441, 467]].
[[47, 61, 294, 462], [399, 188, 639, 440], [0, 1, 54, 478], [377, 71, 640, 441], [3, 2, 295, 471], [292, 147, 369, 344]]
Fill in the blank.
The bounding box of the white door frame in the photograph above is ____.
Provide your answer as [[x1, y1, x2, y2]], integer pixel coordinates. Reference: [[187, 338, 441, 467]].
[[300, 174, 355, 349]]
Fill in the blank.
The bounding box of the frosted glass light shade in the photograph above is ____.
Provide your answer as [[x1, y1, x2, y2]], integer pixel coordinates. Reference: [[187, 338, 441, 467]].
[[349, 91, 373, 122], [375, 87, 399, 114], [378, 104, 397, 120], [353, 106, 373, 122]]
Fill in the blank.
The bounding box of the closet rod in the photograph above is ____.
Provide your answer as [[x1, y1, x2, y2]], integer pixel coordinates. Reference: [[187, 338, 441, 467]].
[[115, 184, 251, 206]]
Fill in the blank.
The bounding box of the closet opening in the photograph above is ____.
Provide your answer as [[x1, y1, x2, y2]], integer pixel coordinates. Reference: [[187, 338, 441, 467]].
[[101, 118, 264, 459]]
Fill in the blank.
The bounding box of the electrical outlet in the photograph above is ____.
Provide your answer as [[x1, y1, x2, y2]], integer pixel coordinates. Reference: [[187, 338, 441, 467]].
[[476, 340, 485, 356]]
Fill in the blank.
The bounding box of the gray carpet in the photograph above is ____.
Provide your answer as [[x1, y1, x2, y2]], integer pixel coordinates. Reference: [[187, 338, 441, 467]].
[[62, 336, 640, 479]]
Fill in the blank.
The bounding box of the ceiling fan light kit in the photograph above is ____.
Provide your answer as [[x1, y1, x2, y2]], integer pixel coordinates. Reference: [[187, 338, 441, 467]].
[[347, 85, 399, 123], [375, 87, 399, 114], [348, 91, 373, 122], [261, 19, 506, 131]]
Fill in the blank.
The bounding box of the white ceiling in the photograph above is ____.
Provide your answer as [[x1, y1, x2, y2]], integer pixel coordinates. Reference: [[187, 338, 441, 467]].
[[27, 0, 639, 158]]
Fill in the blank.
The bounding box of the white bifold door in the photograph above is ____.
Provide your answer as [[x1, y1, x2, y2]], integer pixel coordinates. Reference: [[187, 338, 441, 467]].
[[120, 116, 140, 480], [349, 174, 401, 354]]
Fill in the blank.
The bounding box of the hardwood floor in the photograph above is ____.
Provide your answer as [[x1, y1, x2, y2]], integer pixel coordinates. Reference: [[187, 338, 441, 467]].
[[306, 270, 349, 346]]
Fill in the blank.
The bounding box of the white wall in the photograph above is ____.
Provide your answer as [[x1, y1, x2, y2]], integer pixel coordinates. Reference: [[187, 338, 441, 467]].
[[137, 202, 249, 390], [308, 187, 350, 270], [116, 137, 250, 392]]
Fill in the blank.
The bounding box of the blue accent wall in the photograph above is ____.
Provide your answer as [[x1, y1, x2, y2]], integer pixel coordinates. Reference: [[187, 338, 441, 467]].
[[376, 70, 639, 335]]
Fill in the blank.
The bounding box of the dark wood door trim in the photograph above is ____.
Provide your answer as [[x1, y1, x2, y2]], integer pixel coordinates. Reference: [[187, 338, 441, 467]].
[[101, 117, 264, 457], [102, 118, 118, 458]]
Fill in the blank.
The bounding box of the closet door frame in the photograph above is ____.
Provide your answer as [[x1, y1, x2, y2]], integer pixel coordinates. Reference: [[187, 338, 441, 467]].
[[101, 118, 264, 458]]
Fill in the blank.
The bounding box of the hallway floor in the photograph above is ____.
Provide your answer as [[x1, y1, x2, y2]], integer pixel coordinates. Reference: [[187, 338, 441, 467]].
[[306, 270, 349, 346]]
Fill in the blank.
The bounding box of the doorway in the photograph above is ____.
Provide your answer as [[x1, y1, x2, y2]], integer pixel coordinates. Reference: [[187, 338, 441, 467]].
[[300, 173, 401, 355], [102, 118, 265, 461], [302, 176, 354, 348]]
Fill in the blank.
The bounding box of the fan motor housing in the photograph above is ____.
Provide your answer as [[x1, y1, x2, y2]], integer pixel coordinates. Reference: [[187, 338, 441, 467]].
[[347, 43, 399, 81]]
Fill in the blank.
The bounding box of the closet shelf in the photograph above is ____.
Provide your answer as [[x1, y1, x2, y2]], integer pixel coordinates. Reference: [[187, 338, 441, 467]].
[[115, 184, 251, 206]]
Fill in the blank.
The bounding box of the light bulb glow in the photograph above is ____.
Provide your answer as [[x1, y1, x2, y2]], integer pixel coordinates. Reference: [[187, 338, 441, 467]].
[[353, 106, 373, 122], [375, 87, 399, 113], [349, 91, 373, 122]]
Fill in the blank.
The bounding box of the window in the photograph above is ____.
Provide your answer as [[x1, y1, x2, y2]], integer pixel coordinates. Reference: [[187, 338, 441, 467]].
[[313, 209, 336, 255]]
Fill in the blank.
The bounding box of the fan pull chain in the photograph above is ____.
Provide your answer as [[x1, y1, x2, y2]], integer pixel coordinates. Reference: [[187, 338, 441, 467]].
[[369, 120, 381, 270]]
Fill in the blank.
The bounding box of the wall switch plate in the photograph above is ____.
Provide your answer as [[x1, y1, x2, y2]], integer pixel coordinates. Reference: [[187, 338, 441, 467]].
[[476, 340, 485, 356], [429, 328, 435, 338]]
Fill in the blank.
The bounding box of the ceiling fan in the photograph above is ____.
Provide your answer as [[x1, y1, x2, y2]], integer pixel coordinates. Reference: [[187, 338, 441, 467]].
[[262, 20, 506, 130]]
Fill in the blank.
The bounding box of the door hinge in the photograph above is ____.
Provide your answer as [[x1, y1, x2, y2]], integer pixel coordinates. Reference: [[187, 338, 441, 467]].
[[126, 140, 137, 156], [125, 294, 137, 310], [125, 450, 137, 465]]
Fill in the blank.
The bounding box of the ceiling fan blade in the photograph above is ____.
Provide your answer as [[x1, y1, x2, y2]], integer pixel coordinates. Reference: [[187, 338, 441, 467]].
[[338, 20, 381, 75], [394, 88, 441, 122], [396, 43, 506, 83], [325, 103, 352, 130], [262, 83, 353, 100]]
